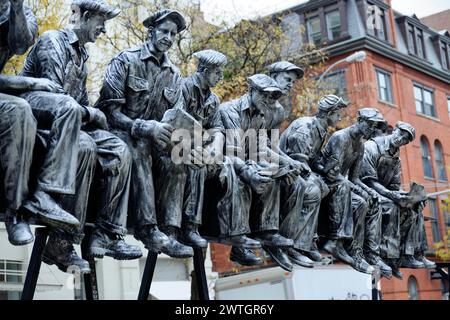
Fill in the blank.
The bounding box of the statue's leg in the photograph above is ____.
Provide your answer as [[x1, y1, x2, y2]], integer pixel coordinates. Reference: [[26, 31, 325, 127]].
[[84, 129, 142, 260], [0, 93, 36, 245]]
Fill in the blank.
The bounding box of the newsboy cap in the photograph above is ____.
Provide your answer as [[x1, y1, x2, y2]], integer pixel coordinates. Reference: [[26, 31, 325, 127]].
[[357, 108, 385, 123], [71, 0, 120, 20], [395, 121, 416, 141], [143, 9, 186, 33], [194, 50, 228, 67], [247, 74, 282, 99], [317, 94, 348, 113], [267, 61, 304, 79]]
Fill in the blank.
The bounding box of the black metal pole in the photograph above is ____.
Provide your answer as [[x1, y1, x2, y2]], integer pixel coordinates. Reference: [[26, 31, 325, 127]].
[[193, 247, 210, 300], [21, 227, 49, 300], [137, 251, 158, 300], [81, 226, 99, 300]]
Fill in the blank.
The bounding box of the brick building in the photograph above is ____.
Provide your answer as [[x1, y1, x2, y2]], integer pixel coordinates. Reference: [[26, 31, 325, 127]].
[[210, 0, 450, 300]]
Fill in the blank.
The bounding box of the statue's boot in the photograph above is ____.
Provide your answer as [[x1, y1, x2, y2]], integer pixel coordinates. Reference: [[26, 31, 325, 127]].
[[254, 232, 293, 248], [216, 235, 261, 249], [159, 226, 194, 258], [415, 253, 436, 269], [304, 242, 322, 262], [262, 245, 293, 272], [134, 224, 171, 254], [89, 228, 142, 260], [180, 222, 208, 249], [5, 209, 34, 246], [230, 246, 263, 266], [286, 248, 314, 268], [366, 253, 392, 279], [42, 234, 90, 274], [400, 255, 424, 269], [386, 258, 403, 280], [349, 251, 374, 274], [23, 190, 79, 232], [323, 239, 354, 265]]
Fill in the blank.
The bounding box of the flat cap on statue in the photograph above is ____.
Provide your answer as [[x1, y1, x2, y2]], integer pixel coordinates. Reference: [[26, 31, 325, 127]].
[[71, 0, 121, 20], [267, 61, 304, 79], [357, 107, 385, 123], [143, 9, 186, 33], [317, 94, 348, 113], [396, 121, 416, 141], [247, 74, 283, 98], [194, 50, 228, 67]]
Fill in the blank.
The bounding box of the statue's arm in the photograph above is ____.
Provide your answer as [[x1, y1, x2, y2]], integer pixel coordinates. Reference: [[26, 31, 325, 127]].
[[8, 1, 37, 55]]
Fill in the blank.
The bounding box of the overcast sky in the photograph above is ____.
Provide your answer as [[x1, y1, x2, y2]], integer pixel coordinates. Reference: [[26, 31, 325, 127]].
[[200, 0, 450, 25]]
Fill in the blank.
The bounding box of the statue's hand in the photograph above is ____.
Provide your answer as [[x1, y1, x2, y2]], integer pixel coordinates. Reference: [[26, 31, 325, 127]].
[[149, 122, 173, 147], [32, 78, 65, 93], [85, 107, 109, 130]]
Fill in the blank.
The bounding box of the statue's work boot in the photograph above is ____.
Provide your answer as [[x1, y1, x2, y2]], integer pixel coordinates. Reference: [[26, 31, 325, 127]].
[[134, 224, 171, 253], [160, 226, 194, 258], [230, 246, 263, 266], [262, 245, 293, 272], [254, 232, 293, 248], [218, 235, 261, 249], [350, 252, 374, 274], [415, 253, 436, 269], [304, 242, 322, 262], [89, 229, 142, 260], [366, 253, 392, 279], [323, 239, 354, 265], [23, 190, 79, 232], [287, 248, 314, 268], [400, 255, 424, 269], [42, 236, 90, 274], [5, 210, 34, 246], [180, 223, 208, 249]]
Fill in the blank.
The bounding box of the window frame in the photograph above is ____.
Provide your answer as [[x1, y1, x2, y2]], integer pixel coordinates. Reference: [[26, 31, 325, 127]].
[[375, 67, 394, 104], [307, 15, 322, 46], [414, 83, 436, 118], [434, 140, 447, 182], [326, 10, 341, 41], [420, 136, 434, 179]]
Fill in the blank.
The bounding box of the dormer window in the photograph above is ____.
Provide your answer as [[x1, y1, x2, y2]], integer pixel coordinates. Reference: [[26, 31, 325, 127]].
[[406, 23, 426, 59], [439, 41, 449, 70], [326, 10, 341, 40], [366, 3, 388, 42], [307, 16, 322, 46]]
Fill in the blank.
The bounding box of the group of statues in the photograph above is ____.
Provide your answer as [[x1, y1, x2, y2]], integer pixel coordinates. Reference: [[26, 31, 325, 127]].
[[0, 0, 436, 282]]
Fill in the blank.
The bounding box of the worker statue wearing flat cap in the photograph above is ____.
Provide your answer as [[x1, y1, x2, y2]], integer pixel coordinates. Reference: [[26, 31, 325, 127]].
[[278, 94, 346, 268], [96, 9, 195, 258], [209, 74, 304, 268], [20, 0, 141, 273], [177, 49, 263, 254], [360, 121, 435, 279], [1, 0, 83, 247], [316, 108, 387, 275]]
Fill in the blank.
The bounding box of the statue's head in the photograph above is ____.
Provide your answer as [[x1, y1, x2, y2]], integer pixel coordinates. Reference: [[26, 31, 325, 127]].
[[193, 50, 227, 88], [70, 0, 120, 43], [390, 121, 416, 148], [143, 9, 186, 53], [356, 107, 385, 139], [267, 61, 304, 94], [316, 94, 348, 126], [247, 74, 283, 110]]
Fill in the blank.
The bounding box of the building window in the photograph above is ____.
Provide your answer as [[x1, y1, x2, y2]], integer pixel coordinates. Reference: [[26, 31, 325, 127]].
[[408, 276, 419, 300], [406, 23, 426, 59], [376, 68, 394, 103], [367, 4, 387, 41], [428, 198, 441, 243], [414, 84, 436, 118], [0, 260, 23, 284], [420, 136, 434, 179], [440, 42, 449, 70], [307, 16, 322, 46], [326, 10, 341, 40], [434, 141, 447, 181], [319, 69, 348, 101], [447, 96, 450, 118]]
